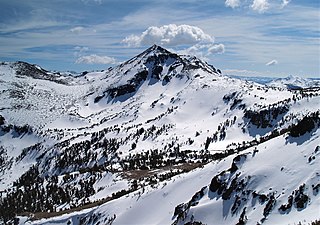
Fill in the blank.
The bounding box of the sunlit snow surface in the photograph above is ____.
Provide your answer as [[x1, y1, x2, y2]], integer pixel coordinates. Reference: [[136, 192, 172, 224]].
[[25, 129, 320, 225], [0, 47, 319, 224]]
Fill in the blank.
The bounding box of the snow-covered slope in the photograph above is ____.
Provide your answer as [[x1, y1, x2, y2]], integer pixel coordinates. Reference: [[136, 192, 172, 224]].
[[26, 128, 320, 225], [0, 45, 319, 225], [0, 61, 90, 128]]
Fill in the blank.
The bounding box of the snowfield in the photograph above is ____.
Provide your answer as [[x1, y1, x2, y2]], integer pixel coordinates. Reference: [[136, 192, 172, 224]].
[[22, 128, 320, 225], [0, 46, 319, 225]]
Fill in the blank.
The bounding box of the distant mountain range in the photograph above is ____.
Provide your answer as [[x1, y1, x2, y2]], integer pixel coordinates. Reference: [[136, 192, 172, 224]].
[[228, 74, 320, 89], [0, 45, 319, 225]]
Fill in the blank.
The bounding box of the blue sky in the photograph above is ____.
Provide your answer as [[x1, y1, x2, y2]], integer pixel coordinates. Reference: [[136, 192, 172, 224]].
[[0, 0, 319, 77]]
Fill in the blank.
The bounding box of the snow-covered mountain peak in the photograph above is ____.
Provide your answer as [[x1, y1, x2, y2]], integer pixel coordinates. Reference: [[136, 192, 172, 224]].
[[91, 45, 221, 103], [267, 75, 320, 90], [123, 44, 179, 65], [116, 45, 219, 78], [142, 44, 173, 56], [0, 61, 77, 85], [11, 61, 51, 80]]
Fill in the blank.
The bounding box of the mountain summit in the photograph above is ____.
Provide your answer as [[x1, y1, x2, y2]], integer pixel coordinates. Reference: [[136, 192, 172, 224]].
[[140, 44, 173, 55], [92, 45, 220, 103], [0, 46, 319, 225]]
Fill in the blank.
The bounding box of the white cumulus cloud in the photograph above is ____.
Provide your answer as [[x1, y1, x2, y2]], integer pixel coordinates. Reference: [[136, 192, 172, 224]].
[[74, 46, 89, 52], [182, 43, 225, 58], [70, 26, 85, 33], [73, 46, 89, 57], [251, 0, 270, 13], [266, 59, 278, 66], [76, 54, 117, 64], [124, 24, 225, 59], [225, 0, 241, 8], [281, 0, 291, 8], [225, 0, 290, 12], [122, 24, 214, 47], [208, 44, 225, 54], [81, 0, 103, 5]]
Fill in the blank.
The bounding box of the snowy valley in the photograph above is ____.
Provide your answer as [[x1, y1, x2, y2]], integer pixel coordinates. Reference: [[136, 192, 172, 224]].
[[0, 45, 319, 225]]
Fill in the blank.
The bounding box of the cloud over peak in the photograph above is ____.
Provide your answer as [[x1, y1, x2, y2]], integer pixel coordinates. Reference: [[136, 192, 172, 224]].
[[122, 24, 214, 47], [123, 24, 225, 60], [76, 54, 116, 65]]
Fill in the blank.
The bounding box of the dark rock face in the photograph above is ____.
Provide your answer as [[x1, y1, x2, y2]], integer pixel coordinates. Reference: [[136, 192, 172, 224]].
[[13, 61, 48, 78], [128, 70, 148, 85], [151, 65, 163, 80], [94, 95, 104, 103], [263, 194, 276, 217], [184, 221, 206, 225], [236, 207, 247, 225], [230, 154, 247, 173], [145, 49, 183, 82], [279, 195, 293, 213], [289, 114, 318, 137], [293, 184, 309, 209], [190, 186, 206, 206], [107, 70, 148, 99], [223, 92, 245, 111], [244, 105, 289, 129], [94, 70, 149, 103], [107, 84, 136, 98], [0, 115, 5, 126], [252, 192, 268, 204], [173, 203, 186, 217], [209, 174, 222, 193], [12, 61, 68, 84], [172, 187, 207, 225]]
